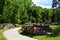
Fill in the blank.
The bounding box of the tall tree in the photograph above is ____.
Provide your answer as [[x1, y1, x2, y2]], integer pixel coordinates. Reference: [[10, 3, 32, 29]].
[[0, 0, 5, 23], [1, 0, 33, 24]]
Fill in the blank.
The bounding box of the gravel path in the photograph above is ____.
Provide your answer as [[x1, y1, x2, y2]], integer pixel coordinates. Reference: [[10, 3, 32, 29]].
[[3, 28, 37, 40]]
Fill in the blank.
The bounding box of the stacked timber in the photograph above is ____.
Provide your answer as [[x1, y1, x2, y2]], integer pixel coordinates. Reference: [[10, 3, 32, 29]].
[[22, 23, 54, 35]]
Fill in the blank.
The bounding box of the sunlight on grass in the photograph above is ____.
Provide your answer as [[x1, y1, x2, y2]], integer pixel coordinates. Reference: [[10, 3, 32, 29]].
[[0, 30, 6, 40]]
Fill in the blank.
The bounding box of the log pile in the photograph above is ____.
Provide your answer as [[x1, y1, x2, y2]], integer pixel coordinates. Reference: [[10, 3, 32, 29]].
[[0, 23, 16, 29], [22, 23, 54, 35]]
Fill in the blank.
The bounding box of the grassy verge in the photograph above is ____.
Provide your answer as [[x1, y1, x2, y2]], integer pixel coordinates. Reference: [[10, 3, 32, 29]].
[[0, 29, 6, 40], [19, 25, 60, 40]]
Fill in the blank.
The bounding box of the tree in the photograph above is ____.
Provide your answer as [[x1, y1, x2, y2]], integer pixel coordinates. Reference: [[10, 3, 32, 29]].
[[32, 6, 42, 23], [0, 0, 33, 24], [0, 0, 5, 23]]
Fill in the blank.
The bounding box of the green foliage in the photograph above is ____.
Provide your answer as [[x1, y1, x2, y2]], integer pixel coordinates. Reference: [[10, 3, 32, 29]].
[[0, 0, 60, 24]]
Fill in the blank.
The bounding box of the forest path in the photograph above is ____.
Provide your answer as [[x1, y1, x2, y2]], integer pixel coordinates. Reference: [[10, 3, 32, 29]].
[[3, 27, 37, 40]]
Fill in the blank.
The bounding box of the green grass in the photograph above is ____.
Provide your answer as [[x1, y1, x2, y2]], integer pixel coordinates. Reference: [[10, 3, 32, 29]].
[[0, 29, 6, 40], [19, 25, 60, 40]]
